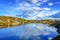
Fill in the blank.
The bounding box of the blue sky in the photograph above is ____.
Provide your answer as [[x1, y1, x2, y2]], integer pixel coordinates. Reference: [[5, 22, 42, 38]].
[[0, 0, 60, 20]]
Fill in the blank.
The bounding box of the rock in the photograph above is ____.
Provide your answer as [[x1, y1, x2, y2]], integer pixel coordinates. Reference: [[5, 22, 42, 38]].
[[55, 25, 60, 28], [54, 21, 60, 28], [52, 35, 60, 40], [57, 29, 60, 33]]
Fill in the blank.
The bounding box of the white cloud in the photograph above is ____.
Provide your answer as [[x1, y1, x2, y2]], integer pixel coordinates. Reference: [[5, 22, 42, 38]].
[[24, 2, 31, 7], [37, 10, 60, 18], [48, 2, 53, 6], [46, 11, 60, 16], [15, 3, 60, 19], [30, 0, 38, 3], [43, 8, 51, 10], [7, 0, 60, 20], [39, 0, 48, 2], [51, 2, 60, 5], [28, 0, 49, 3]]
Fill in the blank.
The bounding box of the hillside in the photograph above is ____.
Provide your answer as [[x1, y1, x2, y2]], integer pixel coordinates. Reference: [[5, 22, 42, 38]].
[[0, 16, 58, 28]]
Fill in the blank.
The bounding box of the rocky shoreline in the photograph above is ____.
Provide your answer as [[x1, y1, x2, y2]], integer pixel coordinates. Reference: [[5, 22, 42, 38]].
[[52, 21, 60, 40]]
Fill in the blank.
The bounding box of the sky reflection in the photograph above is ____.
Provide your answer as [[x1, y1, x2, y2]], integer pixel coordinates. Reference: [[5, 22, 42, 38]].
[[0, 23, 58, 40]]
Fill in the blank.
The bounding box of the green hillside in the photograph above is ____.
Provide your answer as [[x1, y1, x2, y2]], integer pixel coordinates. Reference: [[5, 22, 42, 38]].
[[0, 16, 59, 28]]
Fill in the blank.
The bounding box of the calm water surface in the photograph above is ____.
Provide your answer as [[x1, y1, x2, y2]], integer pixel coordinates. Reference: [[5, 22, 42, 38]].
[[0, 23, 58, 40]]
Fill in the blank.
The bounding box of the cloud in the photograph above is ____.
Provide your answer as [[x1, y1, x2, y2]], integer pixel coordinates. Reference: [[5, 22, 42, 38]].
[[48, 2, 60, 6], [43, 8, 51, 10], [30, 0, 38, 3], [16, 0, 49, 7], [6, 0, 60, 20], [15, 2, 60, 20], [39, 0, 49, 2], [23, 2, 31, 7], [46, 11, 60, 16], [27, 0, 49, 3], [15, 5, 52, 19], [48, 2, 53, 6]]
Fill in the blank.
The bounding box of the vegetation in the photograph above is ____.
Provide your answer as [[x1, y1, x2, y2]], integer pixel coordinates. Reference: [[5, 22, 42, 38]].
[[0, 16, 59, 28]]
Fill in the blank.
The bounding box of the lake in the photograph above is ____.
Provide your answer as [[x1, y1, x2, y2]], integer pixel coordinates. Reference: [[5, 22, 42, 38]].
[[0, 23, 58, 40]]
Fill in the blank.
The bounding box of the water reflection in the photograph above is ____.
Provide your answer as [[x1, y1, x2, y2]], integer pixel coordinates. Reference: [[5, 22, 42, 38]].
[[0, 23, 58, 40]]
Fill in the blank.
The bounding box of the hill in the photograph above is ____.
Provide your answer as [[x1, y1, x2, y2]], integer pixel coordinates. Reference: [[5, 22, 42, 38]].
[[0, 16, 59, 28]]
